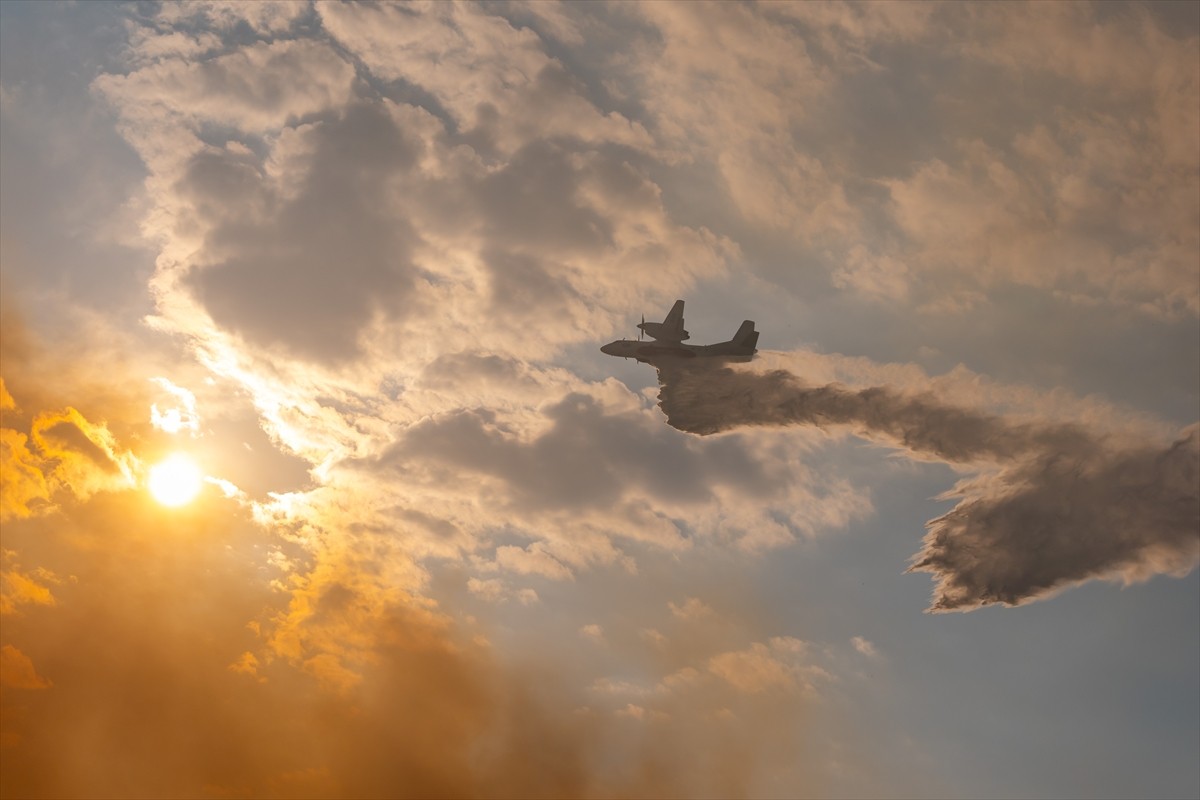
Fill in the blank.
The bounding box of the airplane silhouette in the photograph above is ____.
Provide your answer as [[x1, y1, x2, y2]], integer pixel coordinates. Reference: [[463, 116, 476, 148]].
[[601, 300, 758, 364]]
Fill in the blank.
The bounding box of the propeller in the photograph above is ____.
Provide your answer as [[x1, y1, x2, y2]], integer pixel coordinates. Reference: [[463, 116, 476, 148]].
[[639, 314, 644, 341]]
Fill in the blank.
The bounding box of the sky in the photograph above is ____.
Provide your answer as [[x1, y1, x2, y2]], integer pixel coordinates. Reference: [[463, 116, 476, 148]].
[[0, 2, 1197, 798]]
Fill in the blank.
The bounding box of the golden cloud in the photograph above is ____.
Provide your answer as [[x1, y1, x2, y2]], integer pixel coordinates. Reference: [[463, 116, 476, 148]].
[[0, 645, 51, 690]]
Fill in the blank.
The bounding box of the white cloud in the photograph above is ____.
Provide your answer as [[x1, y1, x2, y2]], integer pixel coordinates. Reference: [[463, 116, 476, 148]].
[[668, 597, 713, 621], [467, 577, 539, 605], [586, 679, 648, 701], [706, 636, 836, 698], [495, 544, 574, 582], [318, 2, 652, 156], [623, 2, 856, 237], [154, 0, 309, 34], [886, 127, 1199, 316], [578, 623, 605, 643], [149, 377, 199, 435], [639, 628, 667, 648], [832, 245, 911, 304], [95, 38, 356, 134], [657, 666, 703, 694], [851, 636, 879, 659]]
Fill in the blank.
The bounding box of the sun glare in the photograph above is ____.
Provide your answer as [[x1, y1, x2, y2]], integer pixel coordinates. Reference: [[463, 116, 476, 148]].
[[148, 453, 204, 507]]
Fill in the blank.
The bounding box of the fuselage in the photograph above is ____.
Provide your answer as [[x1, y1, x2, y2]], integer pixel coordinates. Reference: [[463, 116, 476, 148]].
[[600, 339, 754, 364]]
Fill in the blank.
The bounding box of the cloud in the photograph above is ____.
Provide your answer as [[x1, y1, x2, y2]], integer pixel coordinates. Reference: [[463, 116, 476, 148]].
[[0, 419, 519, 797], [1, 315, 148, 519], [657, 666, 702, 693], [15, 2, 1191, 796], [624, 2, 857, 236], [579, 624, 605, 644], [178, 101, 426, 363], [874, 5, 1198, 317], [850, 636, 879, 659], [1, 397, 138, 519], [495, 544, 575, 582], [0, 554, 59, 616], [0, 319, 893, 799], [0, 428, 49, 521], [831, 244, 911, 304], [467, 577, 538, 606], [1, 499, 502, 795], [884, 128, 1199, 317], [32, 408, 138, 496], [94, 38, 355, 134], [149, 377, 199, 435], [0, 320, 503, 795], [164, 0, 309, 35], [669, 596, 713, 621], [97, 3, 734, 400], [359, 386, 870, 577], [709, 641, 801, 694], [657, 360, 1200, 610], [317, 1, 653, 156], [587, 2, 1198, 320], [0, 645, 51, 690]]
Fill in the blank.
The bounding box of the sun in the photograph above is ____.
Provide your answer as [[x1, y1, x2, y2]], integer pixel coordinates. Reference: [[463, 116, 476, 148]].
[[147, 453, 204, 507]]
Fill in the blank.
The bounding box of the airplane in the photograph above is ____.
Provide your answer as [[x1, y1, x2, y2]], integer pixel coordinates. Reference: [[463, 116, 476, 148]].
[[601, 300, 759, 364]]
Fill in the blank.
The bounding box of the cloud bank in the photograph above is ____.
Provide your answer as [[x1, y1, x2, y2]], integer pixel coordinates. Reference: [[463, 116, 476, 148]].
[[1, 320, 864, 798]]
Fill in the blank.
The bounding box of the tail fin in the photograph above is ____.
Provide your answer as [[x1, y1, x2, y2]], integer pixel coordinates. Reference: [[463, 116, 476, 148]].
[[732, 320, 758, 350], [663, 300, 685, 328]]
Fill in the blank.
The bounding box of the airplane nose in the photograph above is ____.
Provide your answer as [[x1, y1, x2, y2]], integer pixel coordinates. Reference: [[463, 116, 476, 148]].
[[600, 343, 614, 355]]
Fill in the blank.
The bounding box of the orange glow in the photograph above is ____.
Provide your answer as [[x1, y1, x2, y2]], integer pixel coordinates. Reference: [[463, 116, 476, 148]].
[[147, 453, 203, 507]]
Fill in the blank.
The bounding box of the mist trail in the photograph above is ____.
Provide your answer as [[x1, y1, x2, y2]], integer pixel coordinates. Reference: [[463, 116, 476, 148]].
[[656, 361, 1200, 611]]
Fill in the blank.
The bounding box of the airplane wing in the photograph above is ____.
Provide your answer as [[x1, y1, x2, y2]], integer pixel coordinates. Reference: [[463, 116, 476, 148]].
[[640, 299, 690, 342], [633, 297, 691, 340]]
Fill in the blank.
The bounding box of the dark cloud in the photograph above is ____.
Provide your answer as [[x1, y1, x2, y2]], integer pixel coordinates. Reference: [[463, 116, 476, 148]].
[[477, 140, 615, 256], [483, 248, 577, 318], [657, 360, 1200, 610], [183, 102, 423, 363], [417, 351, 532, 392], [389, 392, 777, 513]]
